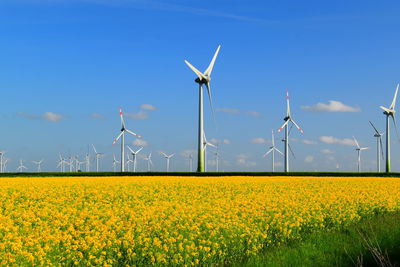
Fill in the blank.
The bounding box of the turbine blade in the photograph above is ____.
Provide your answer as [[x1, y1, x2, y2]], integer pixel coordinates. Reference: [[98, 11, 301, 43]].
[[277, 120, 289, 133], [161, 152, 168, 157], [263, 148, 273, 157], [291, 119, 304, 134], [119, 108, 125, 129], [92, 144, 97, 154], [126, 129, 141, 138], [380, 106, 391, 113], [112, 132, 124, 145], [369, 121, 380, 135], [205, 82, 216, 126], [286, 89, 291, 117], [204, 45, 221, 76], [390, 83, 399, 110], [136, 147, 143, 154], [380, 137, 384, 160], [127, 146, 134, 154], [184, 60, 206, 80], [170, 153, 175, 158], [391, 115, 400, 141], [353, 136, 360, 148], [274, 147, 284, 155]]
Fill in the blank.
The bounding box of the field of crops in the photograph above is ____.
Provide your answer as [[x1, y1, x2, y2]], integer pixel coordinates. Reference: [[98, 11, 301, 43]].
[[0, 176, 399, 265]]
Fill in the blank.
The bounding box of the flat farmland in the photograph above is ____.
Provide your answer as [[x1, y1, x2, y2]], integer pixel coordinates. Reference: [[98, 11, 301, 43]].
[[0, 176, 399, 265]]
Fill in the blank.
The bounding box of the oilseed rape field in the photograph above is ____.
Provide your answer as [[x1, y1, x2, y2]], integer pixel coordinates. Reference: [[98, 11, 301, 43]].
[[0, 176, 399, 266]]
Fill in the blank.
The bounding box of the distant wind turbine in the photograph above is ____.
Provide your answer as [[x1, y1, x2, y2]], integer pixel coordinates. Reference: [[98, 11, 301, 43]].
[[112, 108, 141, 172], [353, 136, 369, 173], [112, 154, 120, 172], [263, 130, 283, 172], [277, 89, 304, 172], [161, 152, 175, 172], [92, 145, 104, 172], [143, 152, 153, 172], [369, 121, 384, 173], [379, 84, 399, 172], [17, 159, 27, 172], [0, 151, 6, 173], [127, 146, 143, 172], [184, 45, 221, 172], [203, 133, 217, 172], [32, 159, 43, 172]]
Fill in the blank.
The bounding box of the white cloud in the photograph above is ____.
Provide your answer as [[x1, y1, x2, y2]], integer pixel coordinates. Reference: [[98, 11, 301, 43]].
[[319, 136, 356, 146], [91, 113, 105, 120], [216, 108, 241, 114], [321, 149, 334, 154], [222, 139, 231, 145], [235, 154, 256, 167], [125, 110, 149, 120], [302, 100, 360, 112], [302, 140, 318, 145], [304, 155, 314, 163], [246, 111, 262, 117], [43, 112, 64, 122], [251, 138, 268, 144], [133, 139, 148, 147], [140, 104, 157, 111]]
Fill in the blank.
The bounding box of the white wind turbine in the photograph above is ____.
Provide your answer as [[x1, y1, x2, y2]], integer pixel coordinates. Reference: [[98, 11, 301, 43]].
[[85, 152, 90, 172], [0, 151, 6, 173], [17, 159, 27, 172], [67, 157, 75, 172], [188, 154, 193, 172], [277, 89, 304, 172], [203, 133, 217, 172], [57, 154, 66, 172], [127, 146, 143, 172], [184, 45, 221, 172], [353, 136, 369, 173], [112, 154, 120, 172], [143, 152, 153, 172], [369, 121, 384, 173], [214, 144, 220, 172], [263, 130, 283, 172], [112, 108, 141, 172], [161, 152, 175, 172], [32, 159, 43, 172], [380, 84, 399, 173], [2, 158, 8, 172], [92, 145, 104, 172]]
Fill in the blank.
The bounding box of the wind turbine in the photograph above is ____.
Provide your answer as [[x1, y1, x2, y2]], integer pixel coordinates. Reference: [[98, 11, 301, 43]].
[[92, 145, 104, 172], [0, 151, 5, 173], [214, 145, 220, 172], [188, 154, 193, 172], [17, 159, 27, 172], [277, 89, 304, 172], [263, 130, 284, 172], [161, 152, 175, 172], [2, 158, 8, 172], [112, 108, 141, 172], [380, 84, 399, 173], [143, 152, 153, 172], [112, 154, 120, 172], [184, 45, 221, 172], [57, 155, 66, 172], [32, 159, 43, 172], [127, 146, 143, 172], [203, 133, 217, 172], [85, 152, 90, 172], [369, 121, 384, 172], [353, 136, 369, 173], [125, 153, 133, 172]]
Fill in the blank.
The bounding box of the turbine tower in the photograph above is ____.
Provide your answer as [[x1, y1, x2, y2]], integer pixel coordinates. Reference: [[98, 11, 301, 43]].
[[263, 130, 283, 172], [127, 146, 143, 172], [184, 45, 221, 172], [277, 89, 304, 172], [353, 136, 369, 173], [0, 151, 5, 173], [112, 154, 120, 172], [161, 152, 175, 172], [369, 121, 384, 172], [188, 154, 193, 172], [203, 133, 217, 172], [380, 84, 399, 173], [144, 152, 153, 172], [113, 108, 141, 172], [32, 159, 43, 172], [92, 145, 104, 172]]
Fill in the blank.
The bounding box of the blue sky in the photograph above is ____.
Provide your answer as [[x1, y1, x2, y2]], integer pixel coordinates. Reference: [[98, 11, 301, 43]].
[[1, 0, 400, 172]]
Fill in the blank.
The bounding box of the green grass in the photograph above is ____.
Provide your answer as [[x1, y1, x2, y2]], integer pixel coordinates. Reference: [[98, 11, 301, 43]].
[[237, 212, 400, 267], [1, 171, 400, 178]]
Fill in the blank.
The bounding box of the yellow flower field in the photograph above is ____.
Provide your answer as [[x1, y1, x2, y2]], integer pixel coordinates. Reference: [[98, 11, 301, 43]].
[[0, 176, 399, 266]]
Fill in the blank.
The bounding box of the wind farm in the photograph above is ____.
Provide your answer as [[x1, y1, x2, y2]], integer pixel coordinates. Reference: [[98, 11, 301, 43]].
[[2, 1, 400, 266]]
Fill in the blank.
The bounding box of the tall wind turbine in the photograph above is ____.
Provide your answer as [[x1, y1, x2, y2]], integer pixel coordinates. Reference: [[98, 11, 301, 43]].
[[353, 136, 369, 172], [161, 152, 175, 172], [17, 159, 27, 172], [380, 84, 399, 173], [277, 89, 304, 172], [113, 108, 141, 172], [144, 152, 153, 172], [263, 130, 283, 172], [92, 145, 104, 172], [184, 45, 221, 172], [203, 133, 217, 172], [0, 151, 5, 173], [32, 160, 43, 172], [127, 146, 143, 172], [112, 154, 120, 172], [369, 121, 384, 172]]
